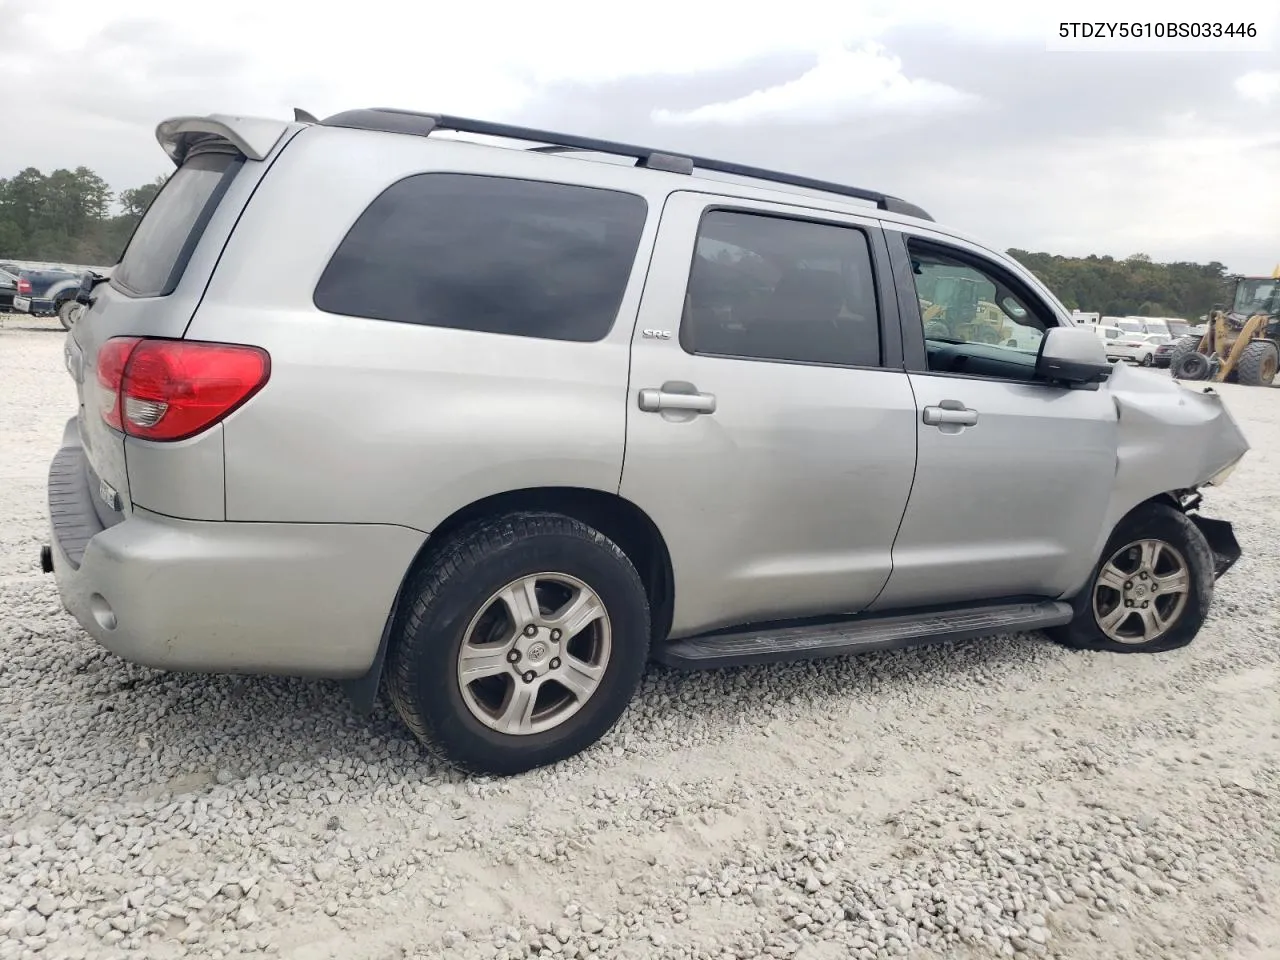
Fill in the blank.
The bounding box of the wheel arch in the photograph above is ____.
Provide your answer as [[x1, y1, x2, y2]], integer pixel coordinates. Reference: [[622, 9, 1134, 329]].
[[1064, 486, 1234, 603], [341, 486, 676, 714]]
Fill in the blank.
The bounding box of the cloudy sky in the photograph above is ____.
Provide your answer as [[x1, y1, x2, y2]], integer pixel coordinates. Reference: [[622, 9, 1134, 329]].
[[2, 0, 1277, 275]]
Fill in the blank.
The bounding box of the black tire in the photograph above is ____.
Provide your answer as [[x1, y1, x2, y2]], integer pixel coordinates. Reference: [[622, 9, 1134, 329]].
[[1172, 351, 1211, 381], [1166, 336, 1201, 376], [1047, 502, 1214, 654], [386, 511, 651, 775], [1139, 353, 1153, 367], [1235, 339, 1278, 387]]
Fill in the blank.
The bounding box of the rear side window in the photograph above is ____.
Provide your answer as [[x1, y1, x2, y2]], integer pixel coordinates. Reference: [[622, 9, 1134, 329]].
[[681, 209, 882, 367], [314, 174, 648, 342], [112, 151, 242, 298]]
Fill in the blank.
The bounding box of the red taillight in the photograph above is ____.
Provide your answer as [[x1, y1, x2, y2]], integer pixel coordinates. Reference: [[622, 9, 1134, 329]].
[[96, 337, 142, 430], [17, 278, 31, 295], [96, 338, 270, 441]]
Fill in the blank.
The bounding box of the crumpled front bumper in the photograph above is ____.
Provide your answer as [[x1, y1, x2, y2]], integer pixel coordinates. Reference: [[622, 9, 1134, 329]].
[[1187, 514, 1242, 579]]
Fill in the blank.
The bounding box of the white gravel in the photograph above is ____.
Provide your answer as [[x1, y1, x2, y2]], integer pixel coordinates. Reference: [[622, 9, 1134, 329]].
[[2, 312, 1278, 960]]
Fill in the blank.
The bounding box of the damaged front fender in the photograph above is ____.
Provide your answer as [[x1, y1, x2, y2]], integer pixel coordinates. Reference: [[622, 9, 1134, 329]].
[[1079, 364, 1250, 586]]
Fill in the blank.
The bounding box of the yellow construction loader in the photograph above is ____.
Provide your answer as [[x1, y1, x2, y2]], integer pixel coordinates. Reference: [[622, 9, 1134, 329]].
[[1169, 266, 1280, 386], [920, 276, 1008, 344]]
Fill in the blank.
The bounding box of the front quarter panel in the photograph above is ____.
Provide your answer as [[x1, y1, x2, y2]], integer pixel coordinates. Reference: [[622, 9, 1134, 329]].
[[1079, 364, 1250, 590]]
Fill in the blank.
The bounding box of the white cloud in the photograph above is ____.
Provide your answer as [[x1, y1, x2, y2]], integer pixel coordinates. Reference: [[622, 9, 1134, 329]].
[[1235, 70, 1280, 104], [1, 0, 1276, 276], [921, 128, 1279, 276], [0, 0, 1049, 124], [651, 44, 980, 126]]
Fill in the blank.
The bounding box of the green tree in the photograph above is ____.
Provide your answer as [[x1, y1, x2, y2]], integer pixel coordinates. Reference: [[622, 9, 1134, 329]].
[[118, 175, 167, 220], [0, 166, 164, 265], [1007, 249, 1230, 320]]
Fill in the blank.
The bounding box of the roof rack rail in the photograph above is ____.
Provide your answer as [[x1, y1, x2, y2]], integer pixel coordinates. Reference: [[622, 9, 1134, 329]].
[[319, 108, 933, 222]]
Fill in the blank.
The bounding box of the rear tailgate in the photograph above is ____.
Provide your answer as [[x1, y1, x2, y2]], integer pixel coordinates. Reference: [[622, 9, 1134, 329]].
[[68, 114, 303, 520]]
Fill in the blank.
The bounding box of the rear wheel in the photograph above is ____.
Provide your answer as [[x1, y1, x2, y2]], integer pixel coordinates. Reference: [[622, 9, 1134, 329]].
[[55, 298, 80, 330], [1235, 339, 1278, 387], [386, 511, 651, 775], [1048, 502, 1214, 654], [1167, 336, 1202, 377]]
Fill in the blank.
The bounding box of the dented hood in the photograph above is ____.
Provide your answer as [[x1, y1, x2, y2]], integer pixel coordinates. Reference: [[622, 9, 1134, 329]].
[[1107, 363, 1250, 522]]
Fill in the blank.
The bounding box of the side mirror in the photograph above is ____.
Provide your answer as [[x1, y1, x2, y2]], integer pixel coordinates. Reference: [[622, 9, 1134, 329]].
[[1035, 326, 1111, 387]]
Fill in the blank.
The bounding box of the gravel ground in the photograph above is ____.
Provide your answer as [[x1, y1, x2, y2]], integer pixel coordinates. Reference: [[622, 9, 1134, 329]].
[[1, 313, 1278, 960]]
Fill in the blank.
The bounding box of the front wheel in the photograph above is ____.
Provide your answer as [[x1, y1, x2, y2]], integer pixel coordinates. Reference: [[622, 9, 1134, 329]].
[[386, 511, 651, 775], [1048, 502, 1214, 654], [1167, 336, 1202, 377], [1172, 351, 1212, 381]]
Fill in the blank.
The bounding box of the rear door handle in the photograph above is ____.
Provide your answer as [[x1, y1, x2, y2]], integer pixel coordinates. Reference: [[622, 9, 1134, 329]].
[[922, 402, 978, 427], [638, 387, 716, 414]]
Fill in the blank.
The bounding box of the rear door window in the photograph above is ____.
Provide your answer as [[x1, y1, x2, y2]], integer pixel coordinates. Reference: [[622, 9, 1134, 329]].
[[313, 173, 649, 343], [112, 151, 243, 298], [681, 209, 883, 367]]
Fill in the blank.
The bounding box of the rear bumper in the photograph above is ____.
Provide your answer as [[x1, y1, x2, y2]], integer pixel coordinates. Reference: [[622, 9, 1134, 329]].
[[47, 419, 425, 678], [14, 296, 53, 314]]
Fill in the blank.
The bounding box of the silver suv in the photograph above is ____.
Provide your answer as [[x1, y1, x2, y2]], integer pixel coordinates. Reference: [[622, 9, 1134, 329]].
[[43, 108, 1249, 775]]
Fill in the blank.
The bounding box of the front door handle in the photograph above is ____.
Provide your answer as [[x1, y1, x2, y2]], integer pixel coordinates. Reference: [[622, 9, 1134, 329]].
[[922, 402, 978, 427], [638, 387, 716, 414]]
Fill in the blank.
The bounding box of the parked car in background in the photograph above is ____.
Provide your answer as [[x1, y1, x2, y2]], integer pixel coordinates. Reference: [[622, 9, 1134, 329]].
[[1153, 337, 1186, 368], [0, 269, 17, 312], [1109, 333, 1171, 366], [1, 262, 84, 329], [1091, 324, 1126, 359]]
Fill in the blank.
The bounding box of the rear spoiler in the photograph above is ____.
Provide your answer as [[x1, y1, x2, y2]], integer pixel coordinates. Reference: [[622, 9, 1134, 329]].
[[155, 115, 295, 166]]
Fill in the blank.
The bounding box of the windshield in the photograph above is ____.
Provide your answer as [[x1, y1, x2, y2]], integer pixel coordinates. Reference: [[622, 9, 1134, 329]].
[[1232, 279, 1279, 316], [1117, 319, 1144, 333]]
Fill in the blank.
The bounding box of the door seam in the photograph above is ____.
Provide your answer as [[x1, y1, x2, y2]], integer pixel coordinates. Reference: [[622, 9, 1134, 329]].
[[866, 367, 920, 612]]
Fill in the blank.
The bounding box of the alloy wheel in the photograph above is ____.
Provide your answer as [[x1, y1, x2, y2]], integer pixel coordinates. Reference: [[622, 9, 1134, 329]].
[[456, 572, 612, 735], [1091, 539, 1190, 644]]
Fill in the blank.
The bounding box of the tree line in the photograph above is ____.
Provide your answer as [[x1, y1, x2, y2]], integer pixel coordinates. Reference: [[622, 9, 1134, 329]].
[[0, 166, 166, 267], [0, 166, 1246, 319], [1007, 249, 1238, 321]]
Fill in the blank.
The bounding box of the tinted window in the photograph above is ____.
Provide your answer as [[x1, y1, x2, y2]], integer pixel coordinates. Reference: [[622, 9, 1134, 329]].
[[113, 152, 240, 298], [680, 210, 881, 367], [314, 174, 648, 343]]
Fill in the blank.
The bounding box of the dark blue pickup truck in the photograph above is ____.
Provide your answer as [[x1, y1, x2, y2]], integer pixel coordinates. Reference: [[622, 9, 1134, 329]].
[[1, 262, 83, 329]]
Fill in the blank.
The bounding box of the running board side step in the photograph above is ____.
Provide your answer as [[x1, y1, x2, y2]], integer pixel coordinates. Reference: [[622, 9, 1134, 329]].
[[653, 600, 1073, 670]]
